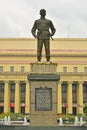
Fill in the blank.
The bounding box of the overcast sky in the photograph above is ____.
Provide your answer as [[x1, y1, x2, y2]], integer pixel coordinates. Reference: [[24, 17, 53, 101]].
[[0, 0, 87, 38]]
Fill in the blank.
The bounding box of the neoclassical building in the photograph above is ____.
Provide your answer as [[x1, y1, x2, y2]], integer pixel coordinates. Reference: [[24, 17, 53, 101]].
[[0, 38, 87, 115]]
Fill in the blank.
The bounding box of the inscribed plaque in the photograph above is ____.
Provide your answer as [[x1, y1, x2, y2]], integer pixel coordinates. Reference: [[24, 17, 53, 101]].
[[35, 88, 52, 110]]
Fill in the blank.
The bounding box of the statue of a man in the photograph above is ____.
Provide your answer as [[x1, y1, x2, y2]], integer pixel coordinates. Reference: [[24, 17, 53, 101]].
[[31, 9, 56, 62]]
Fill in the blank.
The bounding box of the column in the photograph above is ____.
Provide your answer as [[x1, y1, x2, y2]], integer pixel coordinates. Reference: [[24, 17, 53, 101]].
[[77, 82, 83, 114], [57, 81, 62, 114], [15, 81, 20, 113], [4, 81, 10, 113], [67, 82, 72, 114], [25, 81, 30, 113]]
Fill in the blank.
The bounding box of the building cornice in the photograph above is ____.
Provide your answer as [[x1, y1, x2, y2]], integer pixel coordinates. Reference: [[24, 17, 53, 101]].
[[0, 38, 36, 41], [0, 49, 87, 53], [0, 37, 87, 41]]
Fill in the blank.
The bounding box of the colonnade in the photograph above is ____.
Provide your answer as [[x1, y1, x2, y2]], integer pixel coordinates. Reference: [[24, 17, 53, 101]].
[[57, 81, 83, 114], [4, 81, 30, 113], [2, 81, 84, 114]]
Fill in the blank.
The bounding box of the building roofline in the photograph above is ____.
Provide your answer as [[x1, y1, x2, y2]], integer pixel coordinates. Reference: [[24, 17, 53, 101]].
[[0, 37, 87, 41]]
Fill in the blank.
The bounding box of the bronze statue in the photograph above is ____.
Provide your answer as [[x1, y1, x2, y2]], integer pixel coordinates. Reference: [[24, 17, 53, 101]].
[[31, 9, 56, 62]]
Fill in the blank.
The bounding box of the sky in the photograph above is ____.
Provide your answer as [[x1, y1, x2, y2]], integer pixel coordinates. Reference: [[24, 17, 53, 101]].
[[0, 0, 87, 38]]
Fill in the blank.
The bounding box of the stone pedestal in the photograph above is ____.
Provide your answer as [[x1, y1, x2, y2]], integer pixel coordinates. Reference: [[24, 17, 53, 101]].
[[28, 62, 60, 126]]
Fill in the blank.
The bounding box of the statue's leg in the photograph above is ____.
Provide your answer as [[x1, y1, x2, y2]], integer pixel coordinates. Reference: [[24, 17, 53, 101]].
[[44, 39, 50, 62], [37, 39, 43, 61]]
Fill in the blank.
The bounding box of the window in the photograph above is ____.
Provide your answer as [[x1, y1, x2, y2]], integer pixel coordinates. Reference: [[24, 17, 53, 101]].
[[10, 83, 15, 93], [73, 107, 77, 115], [72, 84, 77, 103], [63, 67, 67, 73], [21, 83, 26, 92], [0, 66, 3, 73], [21, 66, 25, 72], [84, 67, 87, 73], [0, 82, 4, 102], [62, 107, 66, 114], [83, 84, 87, 103], [62, 84, 67, 103], [10, 66, 14, 72], [0, 83, 4, 93], [10, 83, 15, 102], [74, 67, 78, 73], [20, 83, 26, 102]]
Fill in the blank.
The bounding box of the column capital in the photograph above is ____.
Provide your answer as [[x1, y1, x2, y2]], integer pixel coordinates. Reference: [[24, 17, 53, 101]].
[[25, 80, 29, 84], [78, 81, 84, 85], [15, 81, 20, 84], [4, 80, 9, 84], [58, 81, 62, 84], [67, 81, 73, 85]]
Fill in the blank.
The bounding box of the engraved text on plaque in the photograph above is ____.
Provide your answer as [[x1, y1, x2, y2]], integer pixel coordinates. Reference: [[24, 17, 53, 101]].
[[35, 88, 52, 110]]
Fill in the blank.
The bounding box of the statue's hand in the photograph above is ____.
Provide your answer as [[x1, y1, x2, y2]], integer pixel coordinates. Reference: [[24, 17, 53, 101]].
[[34, 35, 37, 38], [33, 34, 37, 38], [49, 33, 53, 37]]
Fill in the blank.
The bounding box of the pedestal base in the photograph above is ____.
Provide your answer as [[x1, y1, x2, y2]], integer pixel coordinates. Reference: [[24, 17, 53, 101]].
[[28, 62, 60, 126]]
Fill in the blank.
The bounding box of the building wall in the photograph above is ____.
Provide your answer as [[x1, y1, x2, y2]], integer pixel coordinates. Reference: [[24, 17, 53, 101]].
[[0, 38, 87, 115]]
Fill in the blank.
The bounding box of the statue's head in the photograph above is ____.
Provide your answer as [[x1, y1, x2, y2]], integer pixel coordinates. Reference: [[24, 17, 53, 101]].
[[40, 9, 46, 17]]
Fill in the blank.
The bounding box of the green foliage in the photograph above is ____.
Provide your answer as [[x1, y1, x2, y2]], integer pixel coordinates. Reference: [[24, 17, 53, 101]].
[[0, 113, 24, 120], [82, 113, 87, 122], [84, 102, 87, 113], [77, 113, 83, 118], [58, 114, 75, 123]]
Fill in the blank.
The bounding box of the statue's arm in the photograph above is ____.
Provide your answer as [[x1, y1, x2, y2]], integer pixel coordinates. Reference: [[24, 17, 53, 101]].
[[31, 20, 37, 38], [50, 21, 56, 36]]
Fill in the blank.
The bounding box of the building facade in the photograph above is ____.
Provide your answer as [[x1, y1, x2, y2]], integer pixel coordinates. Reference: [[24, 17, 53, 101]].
[[0, 38, 87, 115]]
